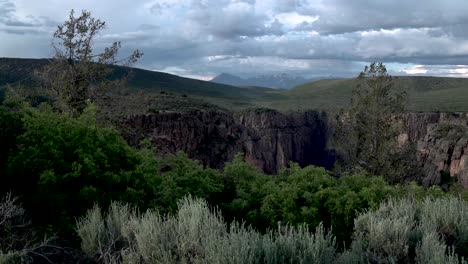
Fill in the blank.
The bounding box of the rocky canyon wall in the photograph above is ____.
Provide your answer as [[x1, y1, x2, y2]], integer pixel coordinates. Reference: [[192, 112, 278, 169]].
[[123, 110, 468, 187], [402, 113, 468, 186], [123, 110, 335, 174]]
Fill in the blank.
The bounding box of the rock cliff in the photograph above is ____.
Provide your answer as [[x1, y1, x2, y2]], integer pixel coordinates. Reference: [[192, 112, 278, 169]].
[[402, 113, 468, 186], [123, 109, 468, 187], [123, 109, 335, 174]]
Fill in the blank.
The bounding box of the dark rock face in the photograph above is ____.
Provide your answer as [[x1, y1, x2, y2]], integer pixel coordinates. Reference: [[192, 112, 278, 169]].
[[401, 113, 468, 186], [235, 110, 334, 173], [124, 111, 242, 170], [123, 110, 335, 174], [123, 109, 468, 187]]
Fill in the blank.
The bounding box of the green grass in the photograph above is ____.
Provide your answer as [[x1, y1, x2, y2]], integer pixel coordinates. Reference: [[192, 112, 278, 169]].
[[3, 57, 468, 112], [260, 76, 468, 112], [0, 57, 284, 111]]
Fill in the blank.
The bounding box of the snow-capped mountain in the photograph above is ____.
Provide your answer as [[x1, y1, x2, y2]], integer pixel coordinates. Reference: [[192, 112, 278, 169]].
[[210, 73, 337, 89]]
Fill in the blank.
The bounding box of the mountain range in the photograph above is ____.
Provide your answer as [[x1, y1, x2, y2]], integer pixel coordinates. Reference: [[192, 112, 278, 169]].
[[210, 73, 339, 89]]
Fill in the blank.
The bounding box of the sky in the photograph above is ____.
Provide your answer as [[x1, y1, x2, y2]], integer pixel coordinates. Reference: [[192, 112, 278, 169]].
[[2, 0, 468, 80]]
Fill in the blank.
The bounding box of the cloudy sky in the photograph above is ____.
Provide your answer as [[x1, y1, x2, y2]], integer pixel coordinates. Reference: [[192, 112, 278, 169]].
[[2, 0, 468, 80]]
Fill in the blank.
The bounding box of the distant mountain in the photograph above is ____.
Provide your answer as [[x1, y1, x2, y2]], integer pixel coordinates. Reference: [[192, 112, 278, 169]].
[[210, 73, 339, 89], [210, 73, 247, 87], [0, 57, 283, 111]]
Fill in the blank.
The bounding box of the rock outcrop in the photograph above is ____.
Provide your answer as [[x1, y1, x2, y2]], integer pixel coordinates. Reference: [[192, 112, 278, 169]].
[[123, 110, 335, 174], [401, 113, 468, 186], [123, 109, 468, 187]]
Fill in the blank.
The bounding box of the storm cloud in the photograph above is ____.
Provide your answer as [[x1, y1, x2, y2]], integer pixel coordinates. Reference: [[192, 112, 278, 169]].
[[1, 0, 468, 79]]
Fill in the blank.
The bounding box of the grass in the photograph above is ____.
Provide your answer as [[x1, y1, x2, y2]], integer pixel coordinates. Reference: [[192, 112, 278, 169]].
[[265, 76, 468, 112], [3, 57, 468, 113]]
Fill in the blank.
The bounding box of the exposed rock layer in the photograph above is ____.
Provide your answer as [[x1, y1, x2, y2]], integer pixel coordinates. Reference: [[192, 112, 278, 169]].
[[402, 113, 468, 186], [123, 110, 468, 187], [123, 110, 335, 174]]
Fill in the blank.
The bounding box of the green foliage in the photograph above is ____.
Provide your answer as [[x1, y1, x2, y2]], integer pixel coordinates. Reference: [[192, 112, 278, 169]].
[[0, 99, 225, 236], [0, 99, 24, 185], [149, 152, 225, 214], [259, 164, 396, 244], [332, 62, 412, 182], [224, 154, 274, 228], [77, 196, 338, 264], [36, 10, 142, 115], [0, 94, 464, 262], [6, 103, 144, 231], [223, 158, 440, 245]]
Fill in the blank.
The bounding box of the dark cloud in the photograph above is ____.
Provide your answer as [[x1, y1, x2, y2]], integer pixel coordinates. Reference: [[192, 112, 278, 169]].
[[274, 0, 302, 13], [0, 0, 51, 35], [0, 0, 14, 15], [187, 0, 284, 39], [4, 20, 36, 27], [2, 0, 468, 79], [299, 0, 468, 35], [0, 27, 41, 34]]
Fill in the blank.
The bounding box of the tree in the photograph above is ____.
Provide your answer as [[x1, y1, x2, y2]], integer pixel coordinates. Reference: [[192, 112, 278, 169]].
[[333, 62, 408, 181], [37, 10, 143, 115]]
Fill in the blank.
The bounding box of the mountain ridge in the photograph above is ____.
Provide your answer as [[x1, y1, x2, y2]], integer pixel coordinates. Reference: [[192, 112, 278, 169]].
[[210, 72, 337, 89]]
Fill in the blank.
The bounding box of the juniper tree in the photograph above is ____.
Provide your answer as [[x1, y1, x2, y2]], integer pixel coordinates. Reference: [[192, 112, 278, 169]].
[[37, 9, 143, 115], [333, 62, 410, 181]]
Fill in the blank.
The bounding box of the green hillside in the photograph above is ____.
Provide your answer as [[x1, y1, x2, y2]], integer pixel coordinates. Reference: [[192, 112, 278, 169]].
[[2, 57, 468, 112], [0, 57, 283, 111], [260, 76, 468, 112]]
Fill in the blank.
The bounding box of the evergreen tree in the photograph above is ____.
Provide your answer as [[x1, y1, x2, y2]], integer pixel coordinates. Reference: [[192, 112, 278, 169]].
[[37, 10, 143, 115], [334, 62, 409, 181]]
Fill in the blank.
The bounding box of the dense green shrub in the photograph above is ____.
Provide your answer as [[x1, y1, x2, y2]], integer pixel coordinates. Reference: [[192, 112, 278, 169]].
[[1, 101, 224, 235], [226, 160, 442, 245], [77, 196, 338, 264], [5, 103, 146, 231], [151, 152, 224, 214], [223, 154, 275, 228]]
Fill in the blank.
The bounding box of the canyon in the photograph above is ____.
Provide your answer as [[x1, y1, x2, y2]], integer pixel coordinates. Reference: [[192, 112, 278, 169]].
[[123, 109, 468, 187]]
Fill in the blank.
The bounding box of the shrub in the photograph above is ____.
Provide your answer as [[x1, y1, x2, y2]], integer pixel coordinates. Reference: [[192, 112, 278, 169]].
[[77, 196, 338, 264], [347, 197, 468, 263], [0, 193, 31, 253], [0, 252, 25, 264], [6, 103, 145, 232]]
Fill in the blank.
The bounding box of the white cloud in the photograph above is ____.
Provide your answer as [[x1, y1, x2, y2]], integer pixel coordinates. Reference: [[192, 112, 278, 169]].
[[2, 0, 468, 78], [400, 64, 468, 77], [275, 12, 318, 28], [401, 65, 428, 75]]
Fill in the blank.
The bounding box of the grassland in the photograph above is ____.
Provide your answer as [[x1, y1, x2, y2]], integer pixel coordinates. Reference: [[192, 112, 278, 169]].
[[256, 76, 468, 112], [2, 58, 468, 113]]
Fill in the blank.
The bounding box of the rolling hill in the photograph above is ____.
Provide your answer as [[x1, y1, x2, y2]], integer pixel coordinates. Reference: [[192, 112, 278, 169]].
[[0, 57, 284, 111], [2, 57, 468, 113], [257, 76, 468, 112]]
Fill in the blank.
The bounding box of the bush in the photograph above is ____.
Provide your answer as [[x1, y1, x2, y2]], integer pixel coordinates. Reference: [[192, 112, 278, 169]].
[[5, 103, 147, 232], [347, 197, 468, 263], [0, 252, 25, 264], [0, 193, 31, 253], [77, 196, 338, 264], [0, 100, 224, 237]]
